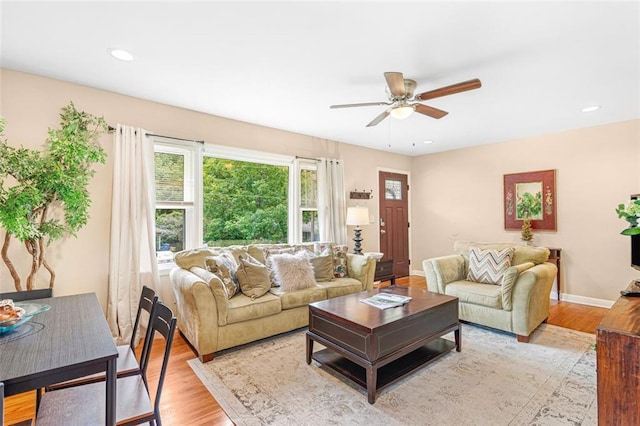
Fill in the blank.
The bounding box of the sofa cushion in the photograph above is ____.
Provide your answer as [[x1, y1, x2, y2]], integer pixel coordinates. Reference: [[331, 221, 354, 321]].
[[175, 247, 220, 270], [467, 246, 514, 285], [445, 280, 503, 309], [269, 285, 327, 309], [310, 254, 335, 282], [226, 292, 282, 324], [205, 253, 239, 299], [316, 277, 363, 298], [235, 254, 271, 299], [454, 241, 549, 266], [270, 252, 317, 291]]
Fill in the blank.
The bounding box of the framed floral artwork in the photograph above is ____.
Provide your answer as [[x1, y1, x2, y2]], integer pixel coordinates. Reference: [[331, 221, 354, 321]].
[[504, 169, 557, 231]]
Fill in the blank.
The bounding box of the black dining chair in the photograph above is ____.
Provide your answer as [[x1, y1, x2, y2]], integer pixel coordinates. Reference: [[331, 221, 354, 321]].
[[1, 288, 53, 413], [1, 381, 4, 426], [0, 288, 53, 301], [36, 300, 177, 426], [47, 285, 158, 390]]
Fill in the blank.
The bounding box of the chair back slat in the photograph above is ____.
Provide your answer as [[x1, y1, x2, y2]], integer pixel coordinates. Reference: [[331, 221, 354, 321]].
[[1, 381, 5, 426], [139, 301, 176, 422], [0, 288, 53, 301], [130, 286, 158, 357]]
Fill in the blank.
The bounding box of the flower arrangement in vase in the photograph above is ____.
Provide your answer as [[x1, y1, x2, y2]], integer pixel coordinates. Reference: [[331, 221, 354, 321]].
[[521, 218, 534, 245]]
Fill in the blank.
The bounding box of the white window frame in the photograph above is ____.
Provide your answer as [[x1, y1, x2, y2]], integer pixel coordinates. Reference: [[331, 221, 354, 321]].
[[154, 140, 320, 271], [154, 138, 202, 272]]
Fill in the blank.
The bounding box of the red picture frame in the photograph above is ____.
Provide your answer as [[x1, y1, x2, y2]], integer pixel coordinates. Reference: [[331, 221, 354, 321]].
[[504, 169, 557, 231]]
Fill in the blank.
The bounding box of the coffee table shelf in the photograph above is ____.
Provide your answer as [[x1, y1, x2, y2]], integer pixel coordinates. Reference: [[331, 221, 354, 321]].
[[311, 337, 456, 392]]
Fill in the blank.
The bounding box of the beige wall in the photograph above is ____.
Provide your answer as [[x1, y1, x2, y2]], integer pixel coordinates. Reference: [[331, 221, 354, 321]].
[[411, 119, 640, 304], [2, 68, 637, 308], [0, 69, 410, 308]]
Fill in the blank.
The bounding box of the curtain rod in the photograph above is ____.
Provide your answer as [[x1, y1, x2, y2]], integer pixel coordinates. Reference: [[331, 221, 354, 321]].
[[295, 155, 321, 162], [108, 126, 204, 145]]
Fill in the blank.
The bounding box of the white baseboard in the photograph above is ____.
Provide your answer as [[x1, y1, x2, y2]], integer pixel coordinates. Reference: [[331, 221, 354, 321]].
[[409, 271, 614, 308], [559, 293, 615, 308]]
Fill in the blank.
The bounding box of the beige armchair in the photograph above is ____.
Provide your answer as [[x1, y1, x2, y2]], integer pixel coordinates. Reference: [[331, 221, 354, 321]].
[[423, 241, 557, 342]]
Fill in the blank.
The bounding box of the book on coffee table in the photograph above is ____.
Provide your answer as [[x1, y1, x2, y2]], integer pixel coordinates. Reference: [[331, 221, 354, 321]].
[[360, 293, 412, 309]]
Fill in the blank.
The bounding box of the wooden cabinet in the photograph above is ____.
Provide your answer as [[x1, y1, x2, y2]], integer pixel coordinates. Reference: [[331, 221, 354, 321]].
[[374, 259, 395, 285], [596, 288, 640, 425]]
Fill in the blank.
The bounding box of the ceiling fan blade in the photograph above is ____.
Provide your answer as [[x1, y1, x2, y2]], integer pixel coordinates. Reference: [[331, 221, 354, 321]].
[[414, 78, 482, 101], [384, 72, 406, 97], [414, 103, 449, 119], [366, 109, 391, 127], [330, 101, 392, 109]]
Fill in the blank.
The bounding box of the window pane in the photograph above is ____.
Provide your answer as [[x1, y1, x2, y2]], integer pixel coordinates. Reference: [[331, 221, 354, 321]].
[[302, 210, 319, 242], [156, 209, 185, 258], [155, 152, 184, 202], [300, 169, 317, 208], [385, 179, 403, 200], [202, 157, 288, 246]]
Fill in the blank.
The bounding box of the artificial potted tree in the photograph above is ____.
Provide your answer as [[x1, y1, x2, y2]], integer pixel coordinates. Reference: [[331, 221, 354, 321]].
[[0, 102, 107, 291]]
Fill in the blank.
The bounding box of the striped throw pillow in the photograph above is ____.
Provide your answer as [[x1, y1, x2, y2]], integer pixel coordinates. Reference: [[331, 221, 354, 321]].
[[467, 246, 515, 285]]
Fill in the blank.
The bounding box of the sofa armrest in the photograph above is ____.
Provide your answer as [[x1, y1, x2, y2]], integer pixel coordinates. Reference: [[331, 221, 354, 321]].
[[423, 255, 467, 294], [347, 254, 376, 291], [169, 267, 226, 360], [501, 262, 535, 310], [510, 262, 558, 336]]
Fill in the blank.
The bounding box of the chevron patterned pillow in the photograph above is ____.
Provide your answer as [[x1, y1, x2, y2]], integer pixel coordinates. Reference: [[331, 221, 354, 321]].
[[467, 246, 515, 285]]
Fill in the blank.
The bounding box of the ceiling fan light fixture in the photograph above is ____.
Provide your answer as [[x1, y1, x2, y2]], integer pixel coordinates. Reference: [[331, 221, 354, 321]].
[[389, 105, 415, 120]]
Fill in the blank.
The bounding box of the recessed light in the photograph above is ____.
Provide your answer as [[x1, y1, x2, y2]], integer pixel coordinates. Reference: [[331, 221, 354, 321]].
[[581, 105, 601, 113], [423, 140, 434, 144], [108, 48, 134, 62]]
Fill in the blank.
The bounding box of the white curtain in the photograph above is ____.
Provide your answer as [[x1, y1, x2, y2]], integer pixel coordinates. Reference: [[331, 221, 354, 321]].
[[317, 158, 347, 245], [107, 124, 160, 345]]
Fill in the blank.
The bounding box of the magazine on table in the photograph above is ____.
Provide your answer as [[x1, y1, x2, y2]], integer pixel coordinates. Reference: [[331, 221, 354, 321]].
[[360, 292, 412, 309]]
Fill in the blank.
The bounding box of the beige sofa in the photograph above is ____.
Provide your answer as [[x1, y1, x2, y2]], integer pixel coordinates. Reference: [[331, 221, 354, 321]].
[[170, 243, 376, 362], [423, 241, 557, 342]]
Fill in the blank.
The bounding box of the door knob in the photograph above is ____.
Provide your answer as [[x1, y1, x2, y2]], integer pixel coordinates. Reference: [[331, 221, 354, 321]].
[[380, 229, 386, 234]]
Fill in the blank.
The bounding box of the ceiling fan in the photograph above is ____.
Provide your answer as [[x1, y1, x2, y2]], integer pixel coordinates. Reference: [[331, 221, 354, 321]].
[[330, 72, 481, 127]]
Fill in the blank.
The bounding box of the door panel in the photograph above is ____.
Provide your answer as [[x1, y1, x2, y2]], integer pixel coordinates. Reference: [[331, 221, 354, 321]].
[[379, 171, 409, 277]]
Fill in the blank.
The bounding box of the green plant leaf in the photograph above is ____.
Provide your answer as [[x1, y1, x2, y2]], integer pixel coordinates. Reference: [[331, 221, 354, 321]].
[[621, 227, 640, 236]]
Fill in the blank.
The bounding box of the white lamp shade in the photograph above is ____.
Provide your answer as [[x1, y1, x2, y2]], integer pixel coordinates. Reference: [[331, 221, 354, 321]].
[[346, 206, 369, 226], [389, 105, 414, 120]]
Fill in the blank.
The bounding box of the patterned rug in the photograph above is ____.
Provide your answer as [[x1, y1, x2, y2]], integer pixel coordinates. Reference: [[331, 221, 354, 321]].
[[188, 323, 597, 425]]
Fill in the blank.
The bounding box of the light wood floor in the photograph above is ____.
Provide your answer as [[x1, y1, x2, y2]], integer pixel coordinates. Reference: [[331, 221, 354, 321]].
[[4, 276, 609, 426]]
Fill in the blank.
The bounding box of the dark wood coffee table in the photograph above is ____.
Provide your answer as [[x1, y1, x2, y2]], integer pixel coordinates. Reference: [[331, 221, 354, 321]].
[[306, 286, 460, 404]]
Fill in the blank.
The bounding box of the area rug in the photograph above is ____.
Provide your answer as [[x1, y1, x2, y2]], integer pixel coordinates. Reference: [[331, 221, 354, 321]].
[[188, 324, 597, 425]]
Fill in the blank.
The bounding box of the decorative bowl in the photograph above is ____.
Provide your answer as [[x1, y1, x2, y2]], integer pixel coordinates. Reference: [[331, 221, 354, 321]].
[[364, 252, 384, 260], [0, 302, 51, 335]]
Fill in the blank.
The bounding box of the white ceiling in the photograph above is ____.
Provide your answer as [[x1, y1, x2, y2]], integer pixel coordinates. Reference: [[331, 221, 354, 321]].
[[1, 1, 639, 156]]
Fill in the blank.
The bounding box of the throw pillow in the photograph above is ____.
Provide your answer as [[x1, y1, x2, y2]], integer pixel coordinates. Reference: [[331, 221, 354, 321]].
[[235, 254, 271, 299], [262, 246, 308, 287], [467, 246, 515, 285], [270, 252, 317, 291], [314, 243, 349, 278], [310, 254, 335, 282], [332, 245, 349, 278], [205, 253, 239, 299]]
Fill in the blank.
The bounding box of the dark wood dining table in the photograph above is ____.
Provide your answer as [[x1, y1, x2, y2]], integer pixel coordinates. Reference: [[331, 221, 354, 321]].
[[0, 293, 118, 425]]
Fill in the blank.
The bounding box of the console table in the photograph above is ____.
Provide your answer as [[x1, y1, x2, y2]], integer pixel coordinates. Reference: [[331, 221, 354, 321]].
[[374, 259, 395, 285], [596, 288, 640, 424], [547, 247, 561, 300]]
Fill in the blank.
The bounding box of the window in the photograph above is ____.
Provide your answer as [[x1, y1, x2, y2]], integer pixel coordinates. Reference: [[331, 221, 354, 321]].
[[154, 140, 200, 263], [299, 164, 318, 242], [202, 157, 289, 246], [153, 141, 319, 265]]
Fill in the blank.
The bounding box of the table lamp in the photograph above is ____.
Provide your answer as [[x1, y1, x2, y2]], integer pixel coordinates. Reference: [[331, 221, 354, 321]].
[[346, 206, 369, 255]]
